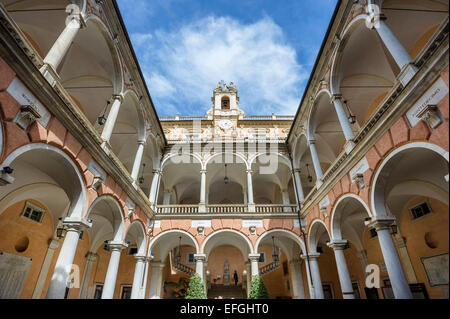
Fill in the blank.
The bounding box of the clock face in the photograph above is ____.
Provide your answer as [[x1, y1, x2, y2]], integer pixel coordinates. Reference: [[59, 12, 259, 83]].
[[218, 119, 233, 130]]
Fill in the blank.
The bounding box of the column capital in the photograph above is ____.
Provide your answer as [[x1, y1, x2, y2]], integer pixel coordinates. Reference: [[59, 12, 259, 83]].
[[308, 139, 316, 145], [108, 241, 128, 251], [248, 253, 261, 262], [112, 94, 124, 103], [194, 254, 207, 262], [331, 94, 343, 103], [301, 252, 320, 260], [327, 240, 348, 250], [367, 216, 396, 232], [292, 168, 301, 174], [152, 169, 162, 175], [61, 217, 92, 233], [200, 169, 207, 174], [135, 254, 147, 262], [137, 139, 147, 146], [246, 169, 253, 174]]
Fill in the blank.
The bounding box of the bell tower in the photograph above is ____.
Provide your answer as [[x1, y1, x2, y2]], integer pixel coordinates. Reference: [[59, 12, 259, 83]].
[[207, 81, 244, 135]]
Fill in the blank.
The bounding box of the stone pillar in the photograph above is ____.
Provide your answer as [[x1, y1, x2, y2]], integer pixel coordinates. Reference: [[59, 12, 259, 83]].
[[200, 170, 207, 204], [149, 170, 162, 206], [394, 234, 418, 284], [245, 261, 251, 297], [243, 190, 248, 205], [131, 255, 146, 299], [290, 259, 306, 299], [130, 140, 146, 181], [101, 241, 127, 299], [42, 13, 84, 71], [248, 254, 260, 277], [46, 218, 91, 299], [100, 95, 123, 143], [292, 168, 305, 202], [369, 217, 412, 299], [148, 262, 165, 299], [78, 252, 98, 299], [308, 253, 324, 299], [139, 257, 151, 299], [301, 254, 315, 299], [309, 140, 323, 182], [328, 240, 355, 299], [194, 254, 206, 282], [356, 249, 369, 274], [246, 170, 255, 205], [331, 94, 355, 142], [32, 239, 60, 299]]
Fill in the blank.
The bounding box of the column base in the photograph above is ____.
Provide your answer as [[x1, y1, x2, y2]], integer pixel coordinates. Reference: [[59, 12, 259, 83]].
[[247, 204, 256, 213], [198, 204, 207, 213], [40, 63, 60, 87], [398, 63, 418, 87]]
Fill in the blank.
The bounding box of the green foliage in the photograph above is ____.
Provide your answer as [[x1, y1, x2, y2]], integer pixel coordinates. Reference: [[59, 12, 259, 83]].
[[248, 275, 269, 299], [185, 274, 207, 299], [164, 277, 190, 299]]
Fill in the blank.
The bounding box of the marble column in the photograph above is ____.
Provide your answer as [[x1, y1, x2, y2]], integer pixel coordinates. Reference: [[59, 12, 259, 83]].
[[130, 140, 146, 181], [331, 94, 355, 142], [78, 252, 98, 299], [46, 218, 91, 299], [248, 254, 260, 277], [292, 168, 305, 202], [149, 170, 162, 205], [100, 95, 123, 143], [328, 240, 355, 299], [148, 262, 165, 299], [246, 170, 255, 205], [309, 140, 323, 181], [139, 257, 151, 299], [308, 253, 324, 299], [101, 241, 128, 299], [131, 255, 146, 299], [200, 170, 207, 204], [369, 217, 412, 299], [43, 13, 84, 71], [32, 239, 60, 299], [301, 254, 315, 299], [194, 254, 206, 282], [163, 190, 172, 205], [394, 234, 418, 284], [290, 259, 306, 299]]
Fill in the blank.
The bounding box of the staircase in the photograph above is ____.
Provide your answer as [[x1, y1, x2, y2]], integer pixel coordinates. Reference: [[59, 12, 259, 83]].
[[207, 284, 247, 299]]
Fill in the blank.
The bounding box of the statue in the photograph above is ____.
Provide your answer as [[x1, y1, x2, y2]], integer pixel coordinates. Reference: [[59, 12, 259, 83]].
[[223, 260, 230, 286]]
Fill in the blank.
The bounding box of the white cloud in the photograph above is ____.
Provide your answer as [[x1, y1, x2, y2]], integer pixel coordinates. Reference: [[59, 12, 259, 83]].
[[133, 16, 307, 116]]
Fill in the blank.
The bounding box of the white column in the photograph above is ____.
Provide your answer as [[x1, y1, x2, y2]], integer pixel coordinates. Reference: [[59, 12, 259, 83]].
[[148, 262, 165, 299], [308, 253, 324, 299], [394, 234, 418, 284], [43, 14, 83, 70], [194, 254, 206, 282], [200, 170, 207, 204], [331, 95, 355, 142], [248, 254, 260, 277], [328, 240, 355, 299], [281, 189, 290, 212], [46, 218, 91, 299], [245, 262, 251, 297], [370, 218, 412, 299], [292, 169, 305, 202], [246, 170, 255, 204], [149, 170, 161, 205], [290, 259, 306, 299], [100, 95, 123, 143], [356, 249, 369, 274], [32, 239, 60, 299], [243, 190, 248, 205], [309, 140, 323, 181], [101, 241, 127, 299], [78, 252, 98, 299], [130, 140, 146, 181], [139, 257, 151, 299], [301, 254, 315, 299], [131, 255, 146, 299]]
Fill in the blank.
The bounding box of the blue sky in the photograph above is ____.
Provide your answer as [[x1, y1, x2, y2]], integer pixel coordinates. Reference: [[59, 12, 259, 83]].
[[116, 0, 338, 116]]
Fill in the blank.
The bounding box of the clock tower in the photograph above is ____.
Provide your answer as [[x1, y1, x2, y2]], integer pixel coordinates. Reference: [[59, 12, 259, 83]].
[[207, 81, 244, 137]]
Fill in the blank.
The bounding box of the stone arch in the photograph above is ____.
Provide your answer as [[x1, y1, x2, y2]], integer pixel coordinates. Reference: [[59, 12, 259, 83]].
[[370, 142, 449, 218], [121, 89, 146, 142], [149, 229, 199, 262], [205, 152, 249, 169], [307, 89, 333, 141], [307, 219, 331, 253], [125, 220, 147, 255], [161, 152, 203, 170], [0, 143, 87, 219], [86, 195, 125, 250], [255, 229, 306, 260], [201, 229, 254, 259]]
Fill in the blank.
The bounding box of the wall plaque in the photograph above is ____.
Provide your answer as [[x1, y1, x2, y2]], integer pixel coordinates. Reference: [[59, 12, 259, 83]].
[[0, 251, 32, 299], [421, 253, 449, 287]]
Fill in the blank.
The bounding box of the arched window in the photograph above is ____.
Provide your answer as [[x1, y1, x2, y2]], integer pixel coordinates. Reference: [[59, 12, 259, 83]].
[[221, 96, 230, 110]]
